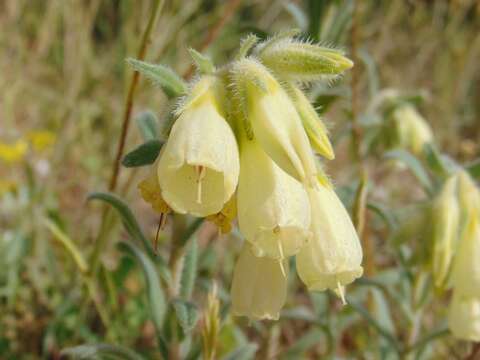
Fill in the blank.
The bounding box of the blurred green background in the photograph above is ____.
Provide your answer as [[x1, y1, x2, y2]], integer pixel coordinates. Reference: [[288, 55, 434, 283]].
[[1, 0, 479, 359]]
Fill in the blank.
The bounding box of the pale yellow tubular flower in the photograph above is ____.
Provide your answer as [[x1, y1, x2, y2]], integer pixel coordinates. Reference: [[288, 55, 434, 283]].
[[0, 140, 28, 164], [296, 182, 363, 300], [288, 85, 334, 160], [392, 105, 433, 155], [231, 58, 317, 186], [237, 130, 311, 259], [431, 175, 460, 289], [450, 215, 480, 298], [448, 292, 480, 341], [457, 170, 480, 220], [157, 76, 240, 217], [231, 244, 288, 320]]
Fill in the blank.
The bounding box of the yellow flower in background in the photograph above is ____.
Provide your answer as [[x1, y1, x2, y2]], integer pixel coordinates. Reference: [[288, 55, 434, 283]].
[[237, 132, 311, 260], [448, 293, 480, 341], [157, 76, 240, 217], [231, 58, 318, 186], [0, 180, 17, 196], [296, 181, 363, 302], [231, 244, 288, 320], [288, 84, 334, 160], [431, 175, 460, 289], [0, 140, 28, 163], [392, 104, 433, 155], [27, 130, 56, 152]]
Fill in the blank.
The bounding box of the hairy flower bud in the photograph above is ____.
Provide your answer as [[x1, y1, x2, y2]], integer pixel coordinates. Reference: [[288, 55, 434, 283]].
[[257, 38, 353, 81], [431, 175, 460, 289], [237, 133, 311, 260], [391, 105, 433, 155], [231, 244, 288, 320], [288, 84, 334, 160], [231, 58, 317, 186], [448, 292, 480, 341], [296, 182, 363, 300], [157, 76, 240, 216]]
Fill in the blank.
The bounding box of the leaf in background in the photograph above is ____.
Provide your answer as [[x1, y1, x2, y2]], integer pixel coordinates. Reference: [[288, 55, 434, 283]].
[[367, 201, 397, 230], [87, 192, 171, 283], [180, 238, 198, 300], [370, 288, 396, 337], [221, 343, 258, 360], [422, 143, 457, 177], [321, 0, 353, 43], [61, 343, 144, 360], [88, 192, 152, 252], [135, 110, 159, 141], [384, 149, 433, 195], [122, 139, 163, 168], [172, 299, 199, 334], [284, 3, 308, 31], [126, 58, 187, 98], [306, 0, 327, 41], [466, 158, 480, 179], [281, 328, 326, 359], [118, 242, 167, 337]]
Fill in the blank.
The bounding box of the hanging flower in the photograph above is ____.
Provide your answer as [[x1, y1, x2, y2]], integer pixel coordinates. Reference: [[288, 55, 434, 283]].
[[236, 130, 311, 260], [157, 76, 240, 217], [230, 58, 318, 186], [296, 181, 363, 301], [231, 244, 288, 320]]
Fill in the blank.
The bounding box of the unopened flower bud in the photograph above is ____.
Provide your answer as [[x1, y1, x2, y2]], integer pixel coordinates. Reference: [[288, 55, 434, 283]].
[[391, 105, 433, 155], [231, 244, 288, 320], [257, 38, 353, 81], [288, 84, 334, 160]]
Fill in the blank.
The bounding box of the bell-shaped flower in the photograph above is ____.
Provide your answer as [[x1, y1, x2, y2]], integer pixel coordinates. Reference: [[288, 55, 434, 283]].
[[392, 105, 433, 155], [288, 84, 334, 160], [450, 216, 480, 298], [230, 58, 317, 186], [157, 76, 240, 217], [431, 175, 460, 289], [231, 244, 288, 320], [458, 170, 480, 220], [448, 292, 480, 341], [296, 181, 363, 300], [236, 128, 311, 260]]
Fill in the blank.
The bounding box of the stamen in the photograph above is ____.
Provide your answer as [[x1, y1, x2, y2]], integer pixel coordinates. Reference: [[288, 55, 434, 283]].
[[336, 281, 346, 305], [195, 165, 206, 204]]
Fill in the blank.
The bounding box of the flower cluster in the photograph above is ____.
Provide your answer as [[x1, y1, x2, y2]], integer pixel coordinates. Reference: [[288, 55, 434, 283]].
[[430, 171, 480, 340], [138, 34, 363, 320]]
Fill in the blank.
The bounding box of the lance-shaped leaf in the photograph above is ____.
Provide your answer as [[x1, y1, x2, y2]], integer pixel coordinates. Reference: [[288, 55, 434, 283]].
[[172, 299, 199, 334], [61, 343, 144, 360], [126, 58, 187, 98], [119, 242, 167, 338], [135, 110, 159, 141], [122, 139, 163, 167]]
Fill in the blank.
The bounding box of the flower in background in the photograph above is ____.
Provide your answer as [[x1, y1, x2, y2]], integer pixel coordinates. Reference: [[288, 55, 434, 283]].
[[0, 140, 28, 164], [27, 130, 56, 152], [431, 174, 460, 289], [391, 104, 433, 155]]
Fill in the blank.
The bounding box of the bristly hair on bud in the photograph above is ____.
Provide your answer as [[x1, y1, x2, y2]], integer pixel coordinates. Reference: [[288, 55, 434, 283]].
[[256, 37, 353, 82]]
